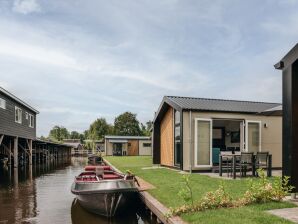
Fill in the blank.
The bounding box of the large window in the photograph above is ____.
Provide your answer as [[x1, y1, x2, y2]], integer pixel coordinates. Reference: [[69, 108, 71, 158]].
[[246, 121, 261, 153], [15, 106, 22, 124], [29, 114, 34, 128], [0, 98, 6, 109], [195, 118, 212, 167], [174, 110, 181, 166]]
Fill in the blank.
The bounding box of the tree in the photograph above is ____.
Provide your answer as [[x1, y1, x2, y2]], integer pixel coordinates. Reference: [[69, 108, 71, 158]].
[[49, 126, 70, 142], [88, 118, 111, 140], [79, 133, 85, 144], [70, 131, 80, 139], [114, 112, 141, 136], [141, 120, 153, 136]]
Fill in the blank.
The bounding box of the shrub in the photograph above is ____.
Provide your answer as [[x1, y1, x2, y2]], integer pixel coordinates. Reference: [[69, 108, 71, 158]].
[[170, 169, 294, 216], [242, 169, 295, 204], [178, 175, 194, 207]]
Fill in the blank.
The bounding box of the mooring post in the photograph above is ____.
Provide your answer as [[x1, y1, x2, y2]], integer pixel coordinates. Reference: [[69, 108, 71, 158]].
[[13, 137, 18, 168]]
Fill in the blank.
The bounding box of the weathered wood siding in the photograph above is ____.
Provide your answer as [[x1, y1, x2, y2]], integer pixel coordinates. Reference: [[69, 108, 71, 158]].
[[0, 91, 36, 139], [160, 107, 174, 166], [127, 140, 139, 156]]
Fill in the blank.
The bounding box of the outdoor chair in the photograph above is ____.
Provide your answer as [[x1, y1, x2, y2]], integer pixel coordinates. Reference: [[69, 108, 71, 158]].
[[219, 152, 233, 177], [255, 152, 269, 176], [212, 148, 220, 164], [236, 152, 254, 177]]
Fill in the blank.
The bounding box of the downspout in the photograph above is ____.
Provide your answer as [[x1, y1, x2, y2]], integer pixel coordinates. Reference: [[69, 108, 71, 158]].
[[189, 110, 192, 173]]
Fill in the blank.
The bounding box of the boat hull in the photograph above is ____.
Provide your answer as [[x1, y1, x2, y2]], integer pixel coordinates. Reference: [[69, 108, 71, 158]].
[[76, 191, 137, 217], [71, 179, 138, 217]]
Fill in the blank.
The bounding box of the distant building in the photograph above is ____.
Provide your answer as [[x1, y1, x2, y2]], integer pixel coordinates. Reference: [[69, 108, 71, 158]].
[[104, 136, 152, 156], [63, 139, 86, 156], [84, 139, 105, 154], [0, 86, 39, 167]]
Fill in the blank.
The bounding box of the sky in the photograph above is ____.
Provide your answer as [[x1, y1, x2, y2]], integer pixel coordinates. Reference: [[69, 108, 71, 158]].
[[0, 0, 297, 137]]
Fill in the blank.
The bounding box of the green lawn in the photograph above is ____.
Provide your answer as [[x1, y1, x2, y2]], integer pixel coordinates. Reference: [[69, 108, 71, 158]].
[[105, 156, 296, 224]]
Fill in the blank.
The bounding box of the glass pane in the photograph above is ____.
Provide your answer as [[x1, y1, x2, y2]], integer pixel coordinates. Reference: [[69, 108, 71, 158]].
[[247, 122, 260, 153], [174, 110, 181, 166], [175, 141, 181, 165], [175, 111, 180, 124], [196, 120, 211, 166]]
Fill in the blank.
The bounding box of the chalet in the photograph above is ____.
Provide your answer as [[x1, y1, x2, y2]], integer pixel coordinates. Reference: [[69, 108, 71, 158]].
[[152, 96, 282, 171], [104, 136, 152, 156], [0, 87, 39, 167]]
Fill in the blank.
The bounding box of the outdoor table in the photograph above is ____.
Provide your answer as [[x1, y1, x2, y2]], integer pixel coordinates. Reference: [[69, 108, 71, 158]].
[[219, 152, 272, 179]]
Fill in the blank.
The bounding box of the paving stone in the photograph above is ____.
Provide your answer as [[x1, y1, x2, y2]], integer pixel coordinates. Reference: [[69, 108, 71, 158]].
[[267, 207, 298, 223]]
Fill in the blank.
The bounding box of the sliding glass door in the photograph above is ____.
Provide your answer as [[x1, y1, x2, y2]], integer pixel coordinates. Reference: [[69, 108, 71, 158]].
[[195, 118, 212, 168], [245, 121, 261, 153]]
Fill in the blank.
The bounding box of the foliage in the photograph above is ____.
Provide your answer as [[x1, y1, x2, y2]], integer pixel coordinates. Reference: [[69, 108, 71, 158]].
[[39, 135, 48, 141], [240, 169, 295, 205], [171, 169, 294, 216], [88, 118, 112, 140], [141, 120, 153, 136], [49, 125, 70, 142], [178, 175, 194, 207], [70, 131, 80, 139], [114, 112, 142, 136], [172, 183, 234, 215]]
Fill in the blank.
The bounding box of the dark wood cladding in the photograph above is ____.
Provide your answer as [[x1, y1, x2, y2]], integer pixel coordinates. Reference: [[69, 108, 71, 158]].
[[276, 44, 298, 191], [0, 91, 36, 139], [290, 60, 298, 189], [153, 121, 160, 164]]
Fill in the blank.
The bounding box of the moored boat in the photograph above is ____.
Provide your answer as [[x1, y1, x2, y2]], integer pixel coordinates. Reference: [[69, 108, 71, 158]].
[[87, 154, 104, 165], [71, 165, 138, 217]]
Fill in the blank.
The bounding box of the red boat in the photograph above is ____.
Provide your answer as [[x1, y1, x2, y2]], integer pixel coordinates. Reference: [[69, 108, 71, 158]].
[[71, 165, 138, 217]]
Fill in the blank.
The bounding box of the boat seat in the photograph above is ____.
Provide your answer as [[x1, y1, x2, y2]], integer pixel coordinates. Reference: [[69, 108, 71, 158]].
[[96, 167, 104, 176], [85, 166, 111, 171], [103, 174, 121, 180]]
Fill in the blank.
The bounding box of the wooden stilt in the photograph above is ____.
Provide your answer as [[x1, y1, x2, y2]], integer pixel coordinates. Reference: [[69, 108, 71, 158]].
[[13, 137, 18, 168], [8, 140, 11, 165], [0, 134, 4, 146], [29, 139, 32, 165]]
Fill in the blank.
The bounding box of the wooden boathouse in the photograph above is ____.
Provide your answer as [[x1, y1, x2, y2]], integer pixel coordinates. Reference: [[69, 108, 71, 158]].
[[0, 86, 71, 167]]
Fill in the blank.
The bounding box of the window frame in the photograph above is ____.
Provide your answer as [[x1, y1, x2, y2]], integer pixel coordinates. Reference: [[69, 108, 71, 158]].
[[143, 143, 151, 147], [15, 106, 22, 124], [0, 98, 6, 109], [29, 114, 34, 128]]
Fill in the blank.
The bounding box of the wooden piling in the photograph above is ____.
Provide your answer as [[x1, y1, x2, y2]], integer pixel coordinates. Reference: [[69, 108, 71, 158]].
[[13, 137, 18, 168]]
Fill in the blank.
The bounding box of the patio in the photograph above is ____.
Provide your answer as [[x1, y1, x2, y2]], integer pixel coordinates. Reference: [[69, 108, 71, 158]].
[[196, 169, 281, 180]]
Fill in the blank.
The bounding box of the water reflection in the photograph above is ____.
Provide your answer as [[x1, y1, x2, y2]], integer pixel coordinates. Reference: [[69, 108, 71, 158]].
[[0, 157, 156, 224], [71, 198, 152, 224]]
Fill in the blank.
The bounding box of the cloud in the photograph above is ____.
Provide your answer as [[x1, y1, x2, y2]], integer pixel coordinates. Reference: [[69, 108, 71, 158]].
[[0, 0, 296, 136], [0, 38, 85, 71], [12, 0, 41, 14]]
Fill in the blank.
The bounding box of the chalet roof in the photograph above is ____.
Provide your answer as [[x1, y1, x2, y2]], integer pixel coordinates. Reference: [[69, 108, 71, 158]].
[[275, 43, 298, 70], [105, 135, 151, 140], [64, 142, 82, 148], [259, 105, 282, 116], [0, 86, 39, 114], [154, 96, 281, 122]]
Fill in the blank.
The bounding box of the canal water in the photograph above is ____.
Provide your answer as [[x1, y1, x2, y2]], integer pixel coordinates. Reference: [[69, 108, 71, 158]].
[[0, 157, 156, 224]]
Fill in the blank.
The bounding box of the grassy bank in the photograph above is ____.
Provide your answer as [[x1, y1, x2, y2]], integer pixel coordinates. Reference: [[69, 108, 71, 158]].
[[105, 156, 296, 224]]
